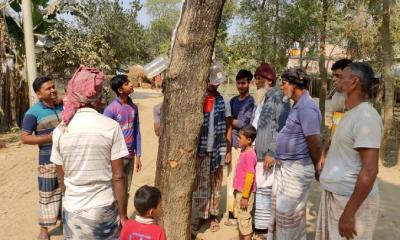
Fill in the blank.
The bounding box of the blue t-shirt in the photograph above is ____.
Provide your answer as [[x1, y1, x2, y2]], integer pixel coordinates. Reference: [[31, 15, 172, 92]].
[[22, 101, 63, 165], [275, 92, 321, 163], [230, 95, 255, 148]]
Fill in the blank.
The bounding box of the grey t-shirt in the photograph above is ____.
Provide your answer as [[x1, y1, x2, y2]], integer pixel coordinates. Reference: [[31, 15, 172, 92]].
[[320, 102, 383, 196]]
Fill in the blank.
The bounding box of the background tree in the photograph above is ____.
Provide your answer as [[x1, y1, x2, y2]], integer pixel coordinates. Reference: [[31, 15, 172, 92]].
[[381, 0, 396, 167], [318, 0, 329, 129], [279, 0, 320, 67], [2, 0, 57, 130], [154, 0, 226, 239], [215, 0, 236, 65], [145, 0, 180, 55], [42, 0, 149, 75]]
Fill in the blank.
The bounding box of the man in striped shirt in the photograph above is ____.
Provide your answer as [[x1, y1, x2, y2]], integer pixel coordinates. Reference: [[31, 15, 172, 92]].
[[21, 76, 63, 240], [104, 75, 142, 209], [51, 66, 129, 239]]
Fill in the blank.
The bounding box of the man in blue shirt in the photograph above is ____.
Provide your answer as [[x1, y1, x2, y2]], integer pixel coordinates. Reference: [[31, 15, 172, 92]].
[[21, 77, 63, 240], [266, 68, 322, 239], [225, 69, 255, 225]]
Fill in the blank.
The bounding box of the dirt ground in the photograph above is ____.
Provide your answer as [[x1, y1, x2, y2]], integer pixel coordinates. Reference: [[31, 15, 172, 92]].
[[0, 88, 399, 240]]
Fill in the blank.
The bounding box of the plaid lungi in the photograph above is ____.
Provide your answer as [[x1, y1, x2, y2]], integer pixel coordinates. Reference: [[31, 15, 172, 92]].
[[38, 163, 62, 227], [63, 202, 120, 239], [193, 153, 223, 219], [315, 190, 379, 240], [268, 161, 315, 240]]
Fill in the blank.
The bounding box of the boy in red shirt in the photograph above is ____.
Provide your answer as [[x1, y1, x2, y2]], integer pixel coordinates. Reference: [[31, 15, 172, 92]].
[[233, 125, 257, 240], [120, 185, 167, 240]]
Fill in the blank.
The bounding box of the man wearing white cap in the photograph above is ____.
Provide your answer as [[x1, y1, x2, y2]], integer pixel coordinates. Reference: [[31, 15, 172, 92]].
[[192, 61, 229, 233]]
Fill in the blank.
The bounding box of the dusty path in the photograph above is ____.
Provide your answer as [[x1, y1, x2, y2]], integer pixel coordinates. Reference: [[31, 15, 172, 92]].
[[0, 89, 399, 239]]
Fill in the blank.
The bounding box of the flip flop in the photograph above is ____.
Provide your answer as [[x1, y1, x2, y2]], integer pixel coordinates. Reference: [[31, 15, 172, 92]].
[[210, 219, 220, 232], [224, 218, 237, 226]]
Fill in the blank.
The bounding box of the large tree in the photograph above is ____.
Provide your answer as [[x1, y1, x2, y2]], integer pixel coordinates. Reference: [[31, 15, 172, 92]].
[[318, 0, 329, 130], [381, 0, 396, 167], [154, 0, 226, 239]]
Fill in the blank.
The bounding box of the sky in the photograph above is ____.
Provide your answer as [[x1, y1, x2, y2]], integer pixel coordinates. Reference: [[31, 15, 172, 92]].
[[58, 0, 237, 35], [124, 0, 238, 34], [123, 0, 152, 26]]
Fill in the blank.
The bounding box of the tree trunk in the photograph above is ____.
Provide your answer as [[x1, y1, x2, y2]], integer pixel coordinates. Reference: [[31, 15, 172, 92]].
[[272, 0, 279, 66], [381, 0, 396, 167], [155, 1, 226, 239], [318, 0, 328, 130], [9, 57, 18, 129], [299, 45, 304, 68], [0, 18, 5, 124]]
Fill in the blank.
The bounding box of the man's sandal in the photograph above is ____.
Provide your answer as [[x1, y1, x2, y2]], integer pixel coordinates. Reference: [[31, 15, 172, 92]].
[[209, 219, 220, 232], [224, 218, 237, 226]]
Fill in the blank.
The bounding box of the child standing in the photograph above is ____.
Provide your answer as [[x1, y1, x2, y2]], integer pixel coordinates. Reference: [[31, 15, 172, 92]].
[[104, 75, 142, 207], [233, 125, 257, 240], [120, 185, 167, 240]]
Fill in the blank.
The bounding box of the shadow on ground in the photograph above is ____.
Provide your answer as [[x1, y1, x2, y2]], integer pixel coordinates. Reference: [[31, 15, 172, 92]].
[[306, 175, 400, 240]]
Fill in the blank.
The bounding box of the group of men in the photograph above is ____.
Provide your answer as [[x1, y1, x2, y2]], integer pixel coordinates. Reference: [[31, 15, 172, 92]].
[[21, 58, 382, 240], [22, 67, 142, 239], [191, 59, 383, 240]]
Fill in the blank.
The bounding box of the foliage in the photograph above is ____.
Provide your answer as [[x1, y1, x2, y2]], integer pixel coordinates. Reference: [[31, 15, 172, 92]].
[[393, 2, 400, 57], [278, 0, 320, 51], [80, 0, 149, 65], [43, 21, 114, 76], [344, 1, 381, 64], [215, 0, 236, 65], [5, 0, 57, 54], [145, 0, 180, 56], [43, 0, 149, 75]]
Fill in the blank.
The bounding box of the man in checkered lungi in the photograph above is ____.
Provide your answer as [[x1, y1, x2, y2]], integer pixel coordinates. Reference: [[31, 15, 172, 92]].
[[192, 77, 228, 233], [21, 77, 63, 240]]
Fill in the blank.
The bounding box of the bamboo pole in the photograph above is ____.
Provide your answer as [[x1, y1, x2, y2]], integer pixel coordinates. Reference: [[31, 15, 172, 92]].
[[21, 0, 37, 106]]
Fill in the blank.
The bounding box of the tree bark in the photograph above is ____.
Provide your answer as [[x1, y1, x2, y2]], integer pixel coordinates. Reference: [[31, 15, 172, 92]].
[[155, 1, 226, 239], [381, 0, 396, 167], [0, 18, 5, 123], [318, 0, 329, 130], [272, 0, 279, 66], [9, 56, 18, 129], [299, 44, 304, 68]]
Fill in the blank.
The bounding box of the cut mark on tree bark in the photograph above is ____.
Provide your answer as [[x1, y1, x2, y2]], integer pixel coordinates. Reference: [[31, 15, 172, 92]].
[[168, 159, 179, 168]]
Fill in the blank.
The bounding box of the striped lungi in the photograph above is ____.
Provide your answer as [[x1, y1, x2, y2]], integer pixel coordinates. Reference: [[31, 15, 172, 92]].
[[193, 153, 223, 219], [268, 160, 314, 240], [254, 186, 272, 230], [315, 190, 379, 240], [38, 163, 62, 227], [63, 202, 120, 239]]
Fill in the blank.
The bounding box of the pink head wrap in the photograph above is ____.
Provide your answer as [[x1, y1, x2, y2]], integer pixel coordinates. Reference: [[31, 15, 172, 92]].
[[61, 66, 104, 125]]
